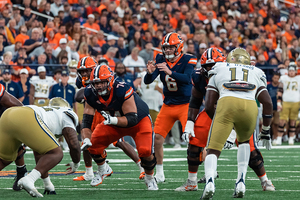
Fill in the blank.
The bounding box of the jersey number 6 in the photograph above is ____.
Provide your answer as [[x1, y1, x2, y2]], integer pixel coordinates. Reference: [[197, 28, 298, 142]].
[[165, 75, 178, 91]]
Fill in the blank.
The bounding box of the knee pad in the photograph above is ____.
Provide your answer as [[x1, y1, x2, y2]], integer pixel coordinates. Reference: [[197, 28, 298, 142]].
[[16, 145, 26, 161], [248, 149, 264, 170], [140, 155, 156, 170], [187, 146, 204, 166], [90, 150, 107, 164]]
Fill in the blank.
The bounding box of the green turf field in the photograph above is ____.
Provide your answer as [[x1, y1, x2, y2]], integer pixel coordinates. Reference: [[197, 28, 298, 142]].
[[1, 145, 300, 199]]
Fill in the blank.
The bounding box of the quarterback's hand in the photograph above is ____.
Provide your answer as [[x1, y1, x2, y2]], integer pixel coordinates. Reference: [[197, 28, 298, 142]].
[[182, 120, 195, 143], [65, 162, 80, 174], [101, 111, 118, 125], [147, 60, 156, 74], [257, 125, 272, 150], [81, 138, 92, 151]]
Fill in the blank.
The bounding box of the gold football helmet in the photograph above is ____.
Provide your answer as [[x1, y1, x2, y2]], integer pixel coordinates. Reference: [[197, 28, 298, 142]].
[[49, 97, 71, 108], [68, 60, 78, 68], [226, 48, 251, 65]]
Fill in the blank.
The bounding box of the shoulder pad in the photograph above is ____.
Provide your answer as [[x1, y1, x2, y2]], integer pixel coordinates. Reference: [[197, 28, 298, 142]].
[[63, 109, 79, 127]]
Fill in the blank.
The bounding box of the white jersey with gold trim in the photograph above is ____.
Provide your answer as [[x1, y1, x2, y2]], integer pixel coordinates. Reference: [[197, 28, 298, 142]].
[[208, 62, 267, 100], [26, 105, 78, 137], [29, 76, 56, 98], [279, 75, 300, 102]]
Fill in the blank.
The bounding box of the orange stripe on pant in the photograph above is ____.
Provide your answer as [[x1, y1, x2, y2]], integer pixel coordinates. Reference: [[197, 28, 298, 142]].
[[190, 110, 212, 148], [89, 116, 154, 157], [154, 103, 189, 138]]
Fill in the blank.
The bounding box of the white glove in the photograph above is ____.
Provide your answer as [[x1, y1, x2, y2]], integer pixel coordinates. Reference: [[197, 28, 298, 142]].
[[101, 111, 118, 125], [257, 125, 272, 150], [81, 138, 92, 151], [182, 120, 195, 143], [277, 102, 282, 112], [224, 129, 236, 149], [65, 162, 80, 174]]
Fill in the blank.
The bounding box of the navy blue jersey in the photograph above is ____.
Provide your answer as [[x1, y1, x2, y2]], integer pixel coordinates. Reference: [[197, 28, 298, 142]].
[[84, 80, 149, 122], [144, 53, 196, 105], [267, 83, 278, 111], [76, 76, 84, 89], [191, 68, 208, 96]]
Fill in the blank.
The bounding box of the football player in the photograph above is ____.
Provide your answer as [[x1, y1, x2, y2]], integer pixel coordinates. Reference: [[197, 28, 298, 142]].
[[144, 32, 197, 183], [0, 97, 81, 197], [277, 62, 300, 145], [82, 65, 157, 190], [175, 47, 224, 191], [74, 57, 145, 182], [201, 48, 273, 199]]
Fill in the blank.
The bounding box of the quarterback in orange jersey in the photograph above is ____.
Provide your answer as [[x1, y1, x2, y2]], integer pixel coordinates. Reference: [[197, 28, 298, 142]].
[[144, 32, 197, 183], [74, 57, 145, 182], [82, 65, 157, 190]]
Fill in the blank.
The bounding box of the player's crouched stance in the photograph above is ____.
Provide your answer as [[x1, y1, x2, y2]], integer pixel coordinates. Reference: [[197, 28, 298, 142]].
[[0, 97, 81, 197], [82, 65, 158, 190]]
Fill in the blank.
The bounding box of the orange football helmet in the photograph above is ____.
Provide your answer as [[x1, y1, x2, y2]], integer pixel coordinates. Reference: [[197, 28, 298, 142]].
[[90, 65, 115, 96], [200, 47, 225, 67], [77, 56, 98, 87], [161, 32, 184, 60]]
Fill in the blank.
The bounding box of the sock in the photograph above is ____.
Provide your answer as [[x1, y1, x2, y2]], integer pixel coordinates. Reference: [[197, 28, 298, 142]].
[[27, 169, 41, 182], [205, 154, 217, 184], [188, 171, 197, 182], [42, 176, 54, 190], [16, 165, 27, 174], [156, 164, 164, 176], [145, 172, 154, 181], [259, 173, 268, 183], [136, 159, 144, 173], [98, 162, 107, 172], [85, 166, 93, 176], [237, 143, 250, 183]]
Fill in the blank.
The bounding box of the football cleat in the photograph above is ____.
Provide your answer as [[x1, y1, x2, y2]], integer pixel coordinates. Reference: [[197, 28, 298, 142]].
[[81, 138, 92, 151], [73, 174, 94, 181], [145, 177, 159, 190], [261, 180, 275, 191], [18, 177, 43, 197], [200, 177, 215, 199], [13, 166, 28, 191], [43, 181, 56, 195], [90, 165, 113, 187], [139, 172, 145, 180], [233, 178, 245, 198], [198, 172, 219, 183], [154, 174, 165, 183], [175, 179, 198, 191]]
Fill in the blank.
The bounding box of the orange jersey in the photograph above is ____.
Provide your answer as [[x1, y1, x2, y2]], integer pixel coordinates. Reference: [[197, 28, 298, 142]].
[[89, 116, 153, 157], [14, 34, 29, 45], [103, 54, 115, 71], [53, 33, 72, 46], [83, 22, 100, 35]]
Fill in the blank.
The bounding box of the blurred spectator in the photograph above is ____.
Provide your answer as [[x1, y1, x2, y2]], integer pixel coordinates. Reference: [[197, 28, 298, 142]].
[[99, 15, 111, 34], [115, 36, 127, 61], [23, 7, 36, 28], [228, 2, 241, 19], [139, 42, 153, 64], [86, 0, 99, 17], [0, 33, 4, 57], [123, 47, 145, 73], [204, 11, 221, 33], [96, 30, 106, 47], [77, 42, 89, 59], [83, 14, 100, 35], [53, 24, 72, 46], [44, 44, 57, 65], [53, 38, 71, 62], [12, 55, 36, 82], [23, 28, 42, 55], [56, 50, 68, 65], [88, 35, 101, 57], [0, 69, 24, 102], [32, 53, 47, 71], [0, 51, 13, 70], [103, 47, 117, 70], [114, 62, 135, 90], [17, 68, 31, 105], [49, 69, 77, 111], [4, 41, 22, 57], [14, 25, 29, 46], [0, 17, 14, 45], [29, 38, 49, 59], [128, 20, 143, 41], [39, 3, 54, 26], [51, 0, 64, 16], [102, 34, 118, 54], [68, 40, 80, 61], [109, 22, 121, 37], [29, 65, 56, 106], [45, 28, 58, 49], [67, 60, 78, 91], [62, 6, 78, 25], [129, 31, 142, 53]]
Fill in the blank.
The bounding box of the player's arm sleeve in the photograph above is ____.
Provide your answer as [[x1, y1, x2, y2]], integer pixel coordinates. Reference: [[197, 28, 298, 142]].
[[144, 68, 159, 84], [169, 61, 195, 84]]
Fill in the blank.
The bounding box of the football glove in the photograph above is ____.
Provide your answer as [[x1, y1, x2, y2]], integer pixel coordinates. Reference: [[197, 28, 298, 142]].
[[81, 138, 92, 151], [101, 111, 118, 125], [257, 125, 272, 150], [65, 162, 80, 174], [224, 129, 236, 149], [182, 120, 195, 143]]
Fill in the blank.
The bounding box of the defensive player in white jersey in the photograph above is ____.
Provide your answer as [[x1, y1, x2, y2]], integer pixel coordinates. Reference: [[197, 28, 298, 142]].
[[276, 62, 300, 145], [0, 97, 81, 197], [29, 66, 56, 106], [201, 48, 273, 199]]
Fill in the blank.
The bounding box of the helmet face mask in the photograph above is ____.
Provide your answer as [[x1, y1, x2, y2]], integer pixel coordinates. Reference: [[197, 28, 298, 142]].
[[92, 80, 109, 96], [77, 56, 98, 86], [161, 33, 184, 60], [90, 65, 114, 96]]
